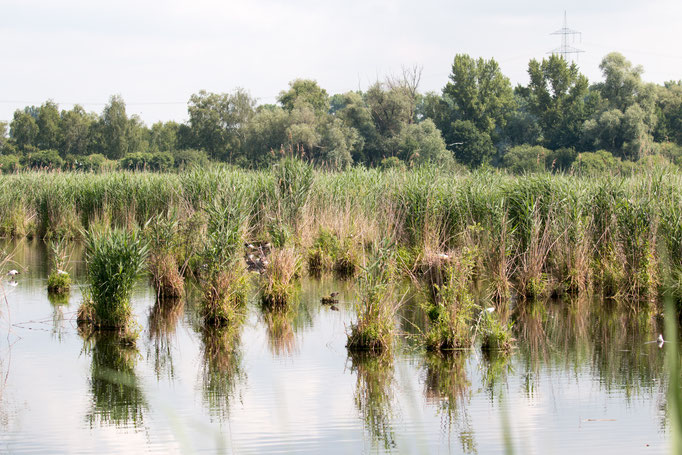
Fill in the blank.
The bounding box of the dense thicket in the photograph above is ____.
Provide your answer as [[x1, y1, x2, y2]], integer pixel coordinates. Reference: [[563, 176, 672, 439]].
[[1, 52, 681, 173]]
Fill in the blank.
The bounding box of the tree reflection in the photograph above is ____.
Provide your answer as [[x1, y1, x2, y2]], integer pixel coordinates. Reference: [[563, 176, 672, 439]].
[[147, 298, 184, 380], [348, 351, 396, 451], [200, 326, 245, 419], [81, 330, 146, 428], [423, 352, 476, 454]]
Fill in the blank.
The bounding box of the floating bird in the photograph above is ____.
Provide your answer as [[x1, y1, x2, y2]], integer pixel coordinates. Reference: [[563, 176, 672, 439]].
[[321, 295, 337, 305], [658, 334, 665, 344], [437, 253, 449, 260], [7, 270, 19, 276], [57, 269, 68, 275]]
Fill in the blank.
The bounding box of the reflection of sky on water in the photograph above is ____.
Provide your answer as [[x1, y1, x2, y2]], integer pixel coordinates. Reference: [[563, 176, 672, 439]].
[[0, 239, 670, 454]]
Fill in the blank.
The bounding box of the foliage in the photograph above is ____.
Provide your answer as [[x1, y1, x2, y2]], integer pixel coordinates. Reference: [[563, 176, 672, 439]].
[[79, 228, 148, 329], [347, 244, 397, 352]]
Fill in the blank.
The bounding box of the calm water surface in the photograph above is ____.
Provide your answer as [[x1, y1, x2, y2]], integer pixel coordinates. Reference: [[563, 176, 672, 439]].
[[0, 240, 671, 453]]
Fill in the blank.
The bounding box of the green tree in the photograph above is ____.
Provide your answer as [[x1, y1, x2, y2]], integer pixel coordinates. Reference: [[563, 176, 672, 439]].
[[519, 54, 590, 150], [36, 101, 61, 151], [502, 144, 550, 174], [583, 53, 658, 160], [444, 120, 495, 167], [187, 89, 255, 161], [335, 91, 380, 164], [278, 79, 329, 114], [242, 105, 290, 167], [394, 119, 453, 167], [149, 121, 179, 153], [443, 54, 515, 135], [60, 105, 94, 157], [101, 95, 130, 159], [654, 81, 682, 145], [10, 109, 39, 151]]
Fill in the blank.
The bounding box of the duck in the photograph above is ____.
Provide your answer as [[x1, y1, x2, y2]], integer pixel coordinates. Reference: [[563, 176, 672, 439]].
[[7, 269, 19, 277], [321, 293, 339, 305]]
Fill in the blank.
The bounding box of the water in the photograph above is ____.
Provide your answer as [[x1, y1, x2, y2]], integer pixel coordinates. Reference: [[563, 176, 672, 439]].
[[0, 240, 671, 454]]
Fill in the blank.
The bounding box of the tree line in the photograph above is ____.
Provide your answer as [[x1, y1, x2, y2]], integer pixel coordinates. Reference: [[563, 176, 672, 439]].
[[1, 51, 681, 174]]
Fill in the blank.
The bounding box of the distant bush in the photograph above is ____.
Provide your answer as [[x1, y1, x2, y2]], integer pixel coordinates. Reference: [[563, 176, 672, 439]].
[[120, 152, 175, 172], [502, 144, 550, 174], [22, 149, 64, 170], [571, 150, 622, 175], [150, 152, 174, 171], [546, 147, 578, 172], [120, 152, 154, 171], [379, 156, 406, 171], [654, 142, 682, 166], [172, 149, 209, 170], [0, 154, 22, 173]]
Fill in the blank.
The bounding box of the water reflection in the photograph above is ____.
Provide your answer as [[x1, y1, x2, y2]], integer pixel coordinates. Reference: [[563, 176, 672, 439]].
[[81, 331, 147, 428], [514, 298, 666, 399], [348, 351, 396, 451], [481, 350, 513, 401], [48, 294, 69, 341], [200, 326, 245, 419], [423, 352, 476, 453], [147, 298, 184, 381], [262, 306, 297, 356]]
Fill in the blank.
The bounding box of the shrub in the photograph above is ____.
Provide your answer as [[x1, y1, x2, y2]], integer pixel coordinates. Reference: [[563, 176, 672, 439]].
[[23, 149, 64, 170], [0, 154, 22, 173], [502, 144, 550, 174]]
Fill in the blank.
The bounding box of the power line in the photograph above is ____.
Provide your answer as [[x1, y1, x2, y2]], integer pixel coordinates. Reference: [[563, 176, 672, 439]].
[[548, 11, 584, 61]]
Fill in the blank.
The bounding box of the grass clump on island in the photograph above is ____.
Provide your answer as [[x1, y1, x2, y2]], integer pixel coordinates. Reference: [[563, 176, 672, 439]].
[[46, 238, 71, 295], [198, 199, 250, 326], [260, 246, 302, 308], [77, 228, 148, 337], [145, 211, 185, 300], [347, 244, 398, 353]]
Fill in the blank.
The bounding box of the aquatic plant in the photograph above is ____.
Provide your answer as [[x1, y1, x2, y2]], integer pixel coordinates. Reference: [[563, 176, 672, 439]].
[[347, 244, 397, 352], [261, 246, 302, 307], [46, 238, 71, 294], [145, 211, 184, 299], [77, 228, 148, 331], [198, 197, 250, 326], [480, 310, 515, 352], [424, 250, 477, 351]]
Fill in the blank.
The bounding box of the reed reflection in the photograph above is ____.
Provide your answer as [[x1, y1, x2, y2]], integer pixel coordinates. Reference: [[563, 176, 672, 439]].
[[47, 292, 69, 341], [200, 326, 245, 419], [81, 330, 147, 428], [262, 306, 297, 356], [423, 352, 476, 453], [348, 351, 396, 451], [147, 298, 184, 380], [513, 297, 666, 400]]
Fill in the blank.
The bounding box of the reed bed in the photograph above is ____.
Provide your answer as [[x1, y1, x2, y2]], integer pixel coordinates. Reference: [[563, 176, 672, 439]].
[[4, 163, 682, 336]]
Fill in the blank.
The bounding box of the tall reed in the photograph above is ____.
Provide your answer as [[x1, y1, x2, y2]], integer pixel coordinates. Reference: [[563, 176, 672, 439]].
[[77, 228, 148, 331]]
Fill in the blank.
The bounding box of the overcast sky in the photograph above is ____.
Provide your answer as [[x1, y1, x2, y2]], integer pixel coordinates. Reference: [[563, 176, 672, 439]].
[[2, 0, 681, 125]]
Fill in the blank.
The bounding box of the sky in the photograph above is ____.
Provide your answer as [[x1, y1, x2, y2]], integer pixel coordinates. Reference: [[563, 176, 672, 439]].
[[1, 0, 681, 126]]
